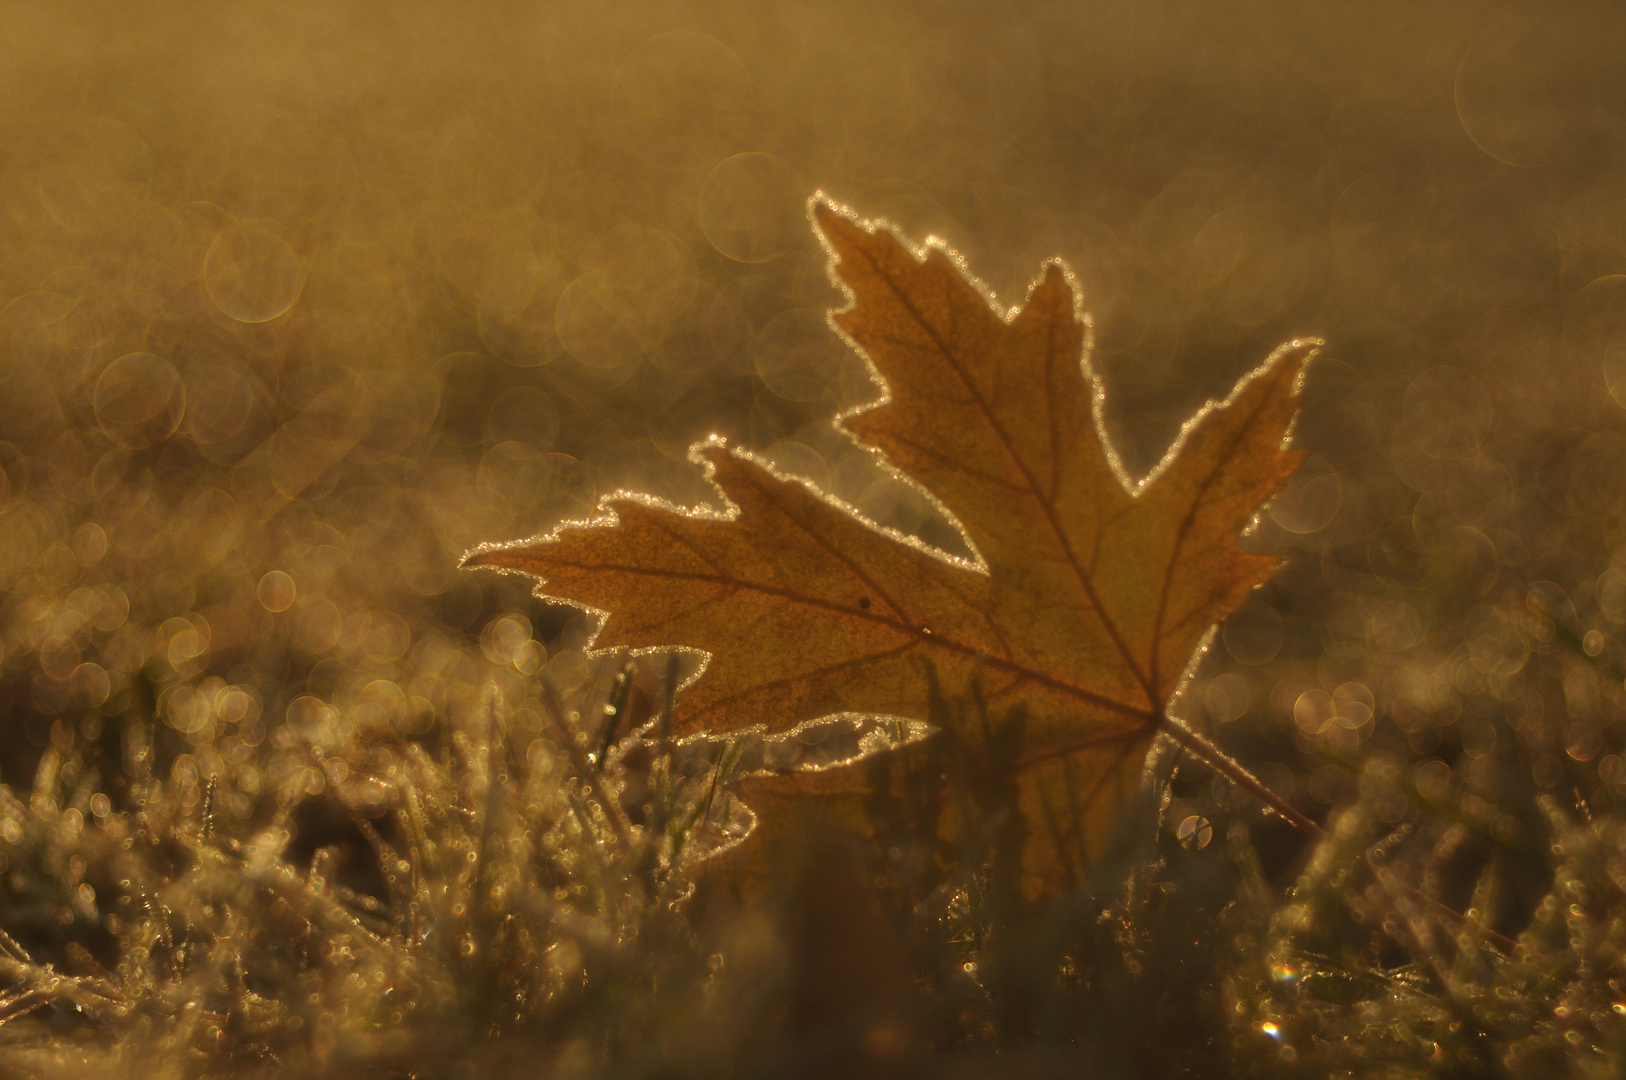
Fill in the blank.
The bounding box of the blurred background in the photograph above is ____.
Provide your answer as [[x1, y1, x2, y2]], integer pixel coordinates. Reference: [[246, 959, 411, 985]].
[[3, 0, 1626, 951]]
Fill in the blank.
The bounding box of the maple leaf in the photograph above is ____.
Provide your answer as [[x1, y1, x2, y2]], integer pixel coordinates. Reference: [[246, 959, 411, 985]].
[[465, 198, 1317, 896]]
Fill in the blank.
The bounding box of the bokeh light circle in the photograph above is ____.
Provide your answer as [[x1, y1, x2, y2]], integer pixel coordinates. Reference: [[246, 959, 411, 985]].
[[94, 352, 185, 448], [754, 307, 845, 402], [698, 152, 802, 263], [204, 219, 305, 322], [1222, 602, 1284, 666], [1267, 457, 1343, 534], [1455, 19, 1598, 168], [257, 571, 297, 613], [555, 269, 643, 374], [1569, 276, 1626, 407], [37, 118, 153, 233], [485, 385, 561, 449]]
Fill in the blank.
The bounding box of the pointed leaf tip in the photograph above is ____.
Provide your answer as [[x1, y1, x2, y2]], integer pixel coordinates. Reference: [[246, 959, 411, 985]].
[[812, 198, 877, 257], [811, 196, 845, 230]]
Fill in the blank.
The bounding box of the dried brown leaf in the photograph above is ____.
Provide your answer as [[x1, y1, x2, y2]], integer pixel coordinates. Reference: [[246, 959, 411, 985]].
[[467, 198, 1316, 896]]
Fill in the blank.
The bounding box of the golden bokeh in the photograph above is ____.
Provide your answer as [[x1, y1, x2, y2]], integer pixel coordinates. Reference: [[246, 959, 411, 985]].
[[2, 0, 1626, 1071]]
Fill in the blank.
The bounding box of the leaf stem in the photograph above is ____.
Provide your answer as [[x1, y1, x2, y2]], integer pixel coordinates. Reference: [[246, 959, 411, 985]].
[[1156, 712, 1519, 954], [1157, 714, 1323, 837]]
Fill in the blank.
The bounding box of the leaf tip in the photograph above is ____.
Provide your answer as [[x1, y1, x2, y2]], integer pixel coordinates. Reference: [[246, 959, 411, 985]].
[[1276, 337, 1324, 376], [458, 543, 501, 570], [459, 543, 534, 583], [1244, 337, 1324, 412], [1023, 259, 1082, 321], [685, 432, 736, 474], [810, 193, 865, 251], [459, 538, 548, 576], [808, 190, 849, 225]]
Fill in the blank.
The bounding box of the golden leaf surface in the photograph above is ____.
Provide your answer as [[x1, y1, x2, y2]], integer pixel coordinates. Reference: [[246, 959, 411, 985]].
[[467, 198, 1317, 895]]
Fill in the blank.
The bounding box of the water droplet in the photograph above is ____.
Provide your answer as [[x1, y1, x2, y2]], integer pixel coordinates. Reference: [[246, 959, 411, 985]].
[[1176, 814, 1212, 850]]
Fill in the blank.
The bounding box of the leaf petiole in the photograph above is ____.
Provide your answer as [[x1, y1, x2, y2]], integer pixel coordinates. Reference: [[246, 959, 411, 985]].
[[1158, 711, 1518, 953]]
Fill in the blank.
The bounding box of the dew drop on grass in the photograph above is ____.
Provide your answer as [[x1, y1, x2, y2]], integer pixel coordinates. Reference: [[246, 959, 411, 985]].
[[1176, 814, 1213, 850]]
